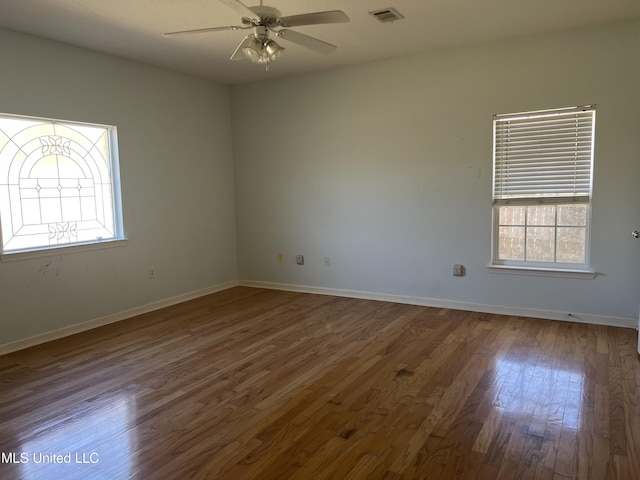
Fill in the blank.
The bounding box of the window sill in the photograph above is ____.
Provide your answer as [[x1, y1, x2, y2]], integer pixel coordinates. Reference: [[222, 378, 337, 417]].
[[487, 264, 596, 279], [1, 238, 129, 262]]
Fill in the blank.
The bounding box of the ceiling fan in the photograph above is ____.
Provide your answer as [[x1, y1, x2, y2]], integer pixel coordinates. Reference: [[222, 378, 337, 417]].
[[164, 0, 349, 69]]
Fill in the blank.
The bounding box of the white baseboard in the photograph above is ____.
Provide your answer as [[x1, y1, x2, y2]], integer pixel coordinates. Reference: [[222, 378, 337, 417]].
[[239, 280, 638, 330], [0, 280, 239, 356]]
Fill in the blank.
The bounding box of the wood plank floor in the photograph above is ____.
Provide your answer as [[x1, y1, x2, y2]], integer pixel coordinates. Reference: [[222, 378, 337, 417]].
[[0, 287, 638, 479]]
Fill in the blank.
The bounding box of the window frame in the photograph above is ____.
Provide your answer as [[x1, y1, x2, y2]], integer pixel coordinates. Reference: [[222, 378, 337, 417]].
[[489, 106, 596, 276], [490, 201, 593, 271], [0, 112, 127, 261]]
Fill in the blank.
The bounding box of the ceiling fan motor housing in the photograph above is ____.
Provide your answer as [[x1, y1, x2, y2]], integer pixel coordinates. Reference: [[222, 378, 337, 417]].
[[244, 6, 282, 27]]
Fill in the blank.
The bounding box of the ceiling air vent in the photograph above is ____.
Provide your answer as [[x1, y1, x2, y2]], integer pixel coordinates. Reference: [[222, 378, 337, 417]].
[[369, 8, 404, 23]]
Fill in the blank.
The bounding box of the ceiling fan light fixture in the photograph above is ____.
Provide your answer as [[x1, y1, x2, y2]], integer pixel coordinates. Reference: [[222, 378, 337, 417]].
[[264, 39, 284, 61], [242, 37, 263, 62], [242, 37, 284, 64]]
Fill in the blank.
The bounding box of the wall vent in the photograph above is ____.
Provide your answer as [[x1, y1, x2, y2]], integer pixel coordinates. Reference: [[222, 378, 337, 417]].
[[369, 8, 404, 23]]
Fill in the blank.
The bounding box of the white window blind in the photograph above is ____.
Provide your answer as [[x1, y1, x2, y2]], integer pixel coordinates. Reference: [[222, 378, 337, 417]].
[[493, 106, 595, 203]]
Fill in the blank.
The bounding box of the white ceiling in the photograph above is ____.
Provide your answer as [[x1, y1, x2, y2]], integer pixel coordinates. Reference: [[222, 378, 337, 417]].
[[2, 0, 640, 85]]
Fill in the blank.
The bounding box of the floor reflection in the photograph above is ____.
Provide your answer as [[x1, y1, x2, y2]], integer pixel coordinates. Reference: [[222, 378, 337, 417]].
[[20, 393, 135, 480], [494, 358, 584, 430]]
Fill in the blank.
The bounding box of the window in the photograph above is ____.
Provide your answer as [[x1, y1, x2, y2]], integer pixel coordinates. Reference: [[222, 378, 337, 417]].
[[491, 106, 595, 272], [0, 113, 124, 256]]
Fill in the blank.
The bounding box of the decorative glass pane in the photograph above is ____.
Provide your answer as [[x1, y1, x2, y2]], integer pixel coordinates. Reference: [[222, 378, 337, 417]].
[[22, 199, 41, 225], [61, 197, 82, 221], [498, 226, 525, 260], [526, 227, 555, 262], [40, 198, 62, 224], [0, 113, 121, 253], [557, 227, 586, 263], [81, 197, 97, 220], [32, 156, 59, 178]]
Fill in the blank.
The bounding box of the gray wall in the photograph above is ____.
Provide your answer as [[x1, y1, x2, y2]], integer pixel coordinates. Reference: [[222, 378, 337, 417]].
[[0, 29, 238, 345], [232, 19, 640, 321]]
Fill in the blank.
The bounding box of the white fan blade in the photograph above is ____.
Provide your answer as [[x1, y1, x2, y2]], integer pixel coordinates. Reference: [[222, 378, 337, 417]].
[[278, 10, 349, 28], [163, 25, 247, 37], [277, 29, 337, 54], [230, 35, 253, 60], [219, 0, 258, 21]]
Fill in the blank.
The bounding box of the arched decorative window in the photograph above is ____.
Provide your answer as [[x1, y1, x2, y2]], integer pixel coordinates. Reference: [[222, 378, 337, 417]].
[[0, 113, 124, 254]]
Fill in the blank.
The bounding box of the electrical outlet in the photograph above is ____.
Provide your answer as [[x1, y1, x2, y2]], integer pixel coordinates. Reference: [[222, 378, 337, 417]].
[[149, 268, 156, 279], [453, 264, 465, 277], [323, 257, 330, 267], [296, 255, 304, 265]]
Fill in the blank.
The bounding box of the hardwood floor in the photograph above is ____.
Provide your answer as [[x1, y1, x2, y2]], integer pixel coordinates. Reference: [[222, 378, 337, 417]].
[[0, 287, 638, 479]]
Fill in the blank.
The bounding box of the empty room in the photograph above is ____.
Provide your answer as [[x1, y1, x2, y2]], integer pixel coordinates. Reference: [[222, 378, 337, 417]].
[[0, 1, 639, 479]]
